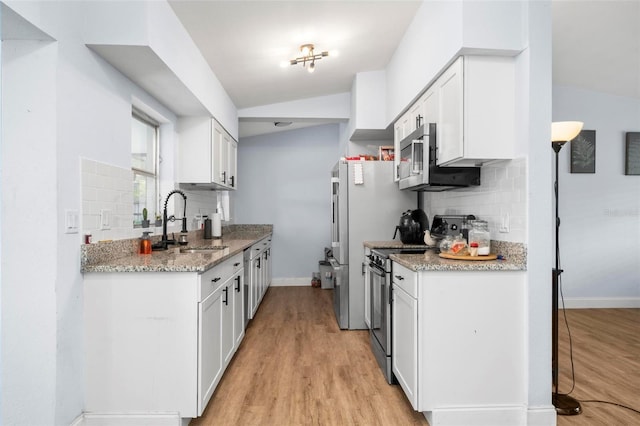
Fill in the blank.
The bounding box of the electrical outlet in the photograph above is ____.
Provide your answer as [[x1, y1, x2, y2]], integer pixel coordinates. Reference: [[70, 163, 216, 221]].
[[100, 209, 111, 230], [499, 212, 510, 233], [64, 209, 79, 234]]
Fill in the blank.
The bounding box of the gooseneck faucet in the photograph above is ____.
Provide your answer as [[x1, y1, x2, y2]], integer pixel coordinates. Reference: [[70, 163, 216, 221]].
[[161, 189, 188, 245]]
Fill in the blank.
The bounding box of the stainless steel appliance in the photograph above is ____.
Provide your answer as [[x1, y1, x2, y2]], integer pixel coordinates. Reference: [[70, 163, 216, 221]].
[[330, 160, 414, 330], [398, 123, 481, 191], [368, 246, 430, 383]]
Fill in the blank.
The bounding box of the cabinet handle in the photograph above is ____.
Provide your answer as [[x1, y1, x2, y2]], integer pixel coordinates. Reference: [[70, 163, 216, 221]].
[[222, 171, 227, 184], [230, 176, 235, 187], [212, 277, 221, 283], [394, 275, 404, 281], [235, 275, 241, 292], [257, 258, 261, 269], [234, 262, 241, 267], [223, 287, 228, 305]]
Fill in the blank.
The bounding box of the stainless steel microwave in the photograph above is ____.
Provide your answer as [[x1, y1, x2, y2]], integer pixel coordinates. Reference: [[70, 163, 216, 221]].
[[398, 123, 481, 191]]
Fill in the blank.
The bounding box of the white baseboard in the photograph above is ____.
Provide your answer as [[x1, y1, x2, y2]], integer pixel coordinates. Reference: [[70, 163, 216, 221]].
[[71, 412, 186, 426], [527, 405, 557, 426], [424, 406, 528, 426], [562, 297, 640, 309], [271, 277, 312, 287]]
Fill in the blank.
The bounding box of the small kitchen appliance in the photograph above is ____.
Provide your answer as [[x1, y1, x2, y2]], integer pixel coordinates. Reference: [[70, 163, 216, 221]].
[[430, 214, 476, 241], [393, 209, 429, 244]]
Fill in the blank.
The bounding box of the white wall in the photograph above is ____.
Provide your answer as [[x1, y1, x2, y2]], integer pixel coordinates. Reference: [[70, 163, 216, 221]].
[[553, 85, 640, 306], [2, 38, 58, 426], [1, 2, 228, 425], [386, 0, 525, 124], [234, 124, 339, 283]]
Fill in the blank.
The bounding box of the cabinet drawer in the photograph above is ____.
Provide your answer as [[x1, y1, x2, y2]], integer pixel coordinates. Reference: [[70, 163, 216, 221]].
[[200, 253, 243, 301], [249, 237, 270, 260], [392, 262, 417, 298]]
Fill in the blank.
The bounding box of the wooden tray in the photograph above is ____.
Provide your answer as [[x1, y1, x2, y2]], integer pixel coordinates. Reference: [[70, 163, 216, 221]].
[[439, 253, 497, 261]]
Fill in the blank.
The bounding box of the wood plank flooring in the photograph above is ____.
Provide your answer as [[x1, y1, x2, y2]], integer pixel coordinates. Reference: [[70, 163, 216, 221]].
[[191, 287, 640, 425], [191, 286, 427, 425], [556, 308, 640, 426]]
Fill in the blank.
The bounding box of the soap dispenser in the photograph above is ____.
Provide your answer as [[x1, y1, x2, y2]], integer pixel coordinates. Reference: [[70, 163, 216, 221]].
[[140, 231, 152, 254]]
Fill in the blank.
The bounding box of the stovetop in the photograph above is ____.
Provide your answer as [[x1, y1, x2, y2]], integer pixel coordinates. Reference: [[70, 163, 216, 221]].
[[371, 247, 433, 258]]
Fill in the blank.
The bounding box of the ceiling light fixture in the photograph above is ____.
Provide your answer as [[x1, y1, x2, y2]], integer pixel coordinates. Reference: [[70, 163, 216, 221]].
[[290, 44, 329, 73]]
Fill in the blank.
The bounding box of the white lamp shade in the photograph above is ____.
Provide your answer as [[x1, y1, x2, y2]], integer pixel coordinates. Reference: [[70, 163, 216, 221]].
[[551, 121, 584, 142]]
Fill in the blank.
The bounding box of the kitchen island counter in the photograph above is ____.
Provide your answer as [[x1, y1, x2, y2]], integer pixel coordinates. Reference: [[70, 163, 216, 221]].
[[81, 224, 273, 273]]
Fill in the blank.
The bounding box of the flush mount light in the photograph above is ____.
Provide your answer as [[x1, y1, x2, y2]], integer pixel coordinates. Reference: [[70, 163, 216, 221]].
[[274, 121, 292, 127], [289, 44, 329, 73]]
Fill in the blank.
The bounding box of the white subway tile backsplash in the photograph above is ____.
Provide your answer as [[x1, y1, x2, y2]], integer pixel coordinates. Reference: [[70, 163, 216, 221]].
[[426, 158, 527, 243]]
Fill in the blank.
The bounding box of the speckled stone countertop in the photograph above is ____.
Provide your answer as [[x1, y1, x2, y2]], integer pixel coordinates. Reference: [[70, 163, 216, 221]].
[[81, 225, 273, 273], [364, 240, 526, 272]]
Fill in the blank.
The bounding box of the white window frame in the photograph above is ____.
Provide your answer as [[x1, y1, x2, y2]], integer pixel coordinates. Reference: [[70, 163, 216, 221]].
[[132, 109, 160, 227]]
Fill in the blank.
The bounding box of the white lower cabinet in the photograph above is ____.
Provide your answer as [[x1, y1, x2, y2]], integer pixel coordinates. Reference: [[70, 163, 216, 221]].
[[391, 262, 526, 425], [198, 282, 224, 413], [246, 236, 272, 320], [84, 252, 245, 422], [391, 282, 418, 408]]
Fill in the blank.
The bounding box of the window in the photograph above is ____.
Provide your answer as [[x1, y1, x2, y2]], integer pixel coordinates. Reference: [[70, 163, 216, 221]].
[[131, 110, 159, 227]]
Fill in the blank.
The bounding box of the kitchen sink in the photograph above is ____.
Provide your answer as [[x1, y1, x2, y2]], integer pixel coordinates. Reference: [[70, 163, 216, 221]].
[[179, 246, 228, 254]]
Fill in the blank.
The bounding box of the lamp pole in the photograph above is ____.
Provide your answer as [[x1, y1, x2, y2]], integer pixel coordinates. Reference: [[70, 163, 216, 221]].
[[551, 140, 581, 416]]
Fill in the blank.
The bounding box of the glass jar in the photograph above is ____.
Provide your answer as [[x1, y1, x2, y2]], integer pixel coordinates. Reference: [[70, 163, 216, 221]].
[[468, 220, 490, 255]]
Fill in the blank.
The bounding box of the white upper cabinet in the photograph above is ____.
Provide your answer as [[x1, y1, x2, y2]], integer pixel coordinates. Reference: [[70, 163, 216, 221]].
[[436, 56, 515, 167], [393, 55, 516, 172], [179, 117, 238, 190]]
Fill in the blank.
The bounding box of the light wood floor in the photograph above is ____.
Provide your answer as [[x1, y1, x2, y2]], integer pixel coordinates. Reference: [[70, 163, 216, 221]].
[[556, 308, 640, 426], [191, 287, 640, 425], [191, 286, 427, 425]]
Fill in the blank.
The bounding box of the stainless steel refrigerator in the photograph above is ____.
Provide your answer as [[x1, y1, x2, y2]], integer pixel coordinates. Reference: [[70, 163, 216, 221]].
[[329, 160, 415, 330]]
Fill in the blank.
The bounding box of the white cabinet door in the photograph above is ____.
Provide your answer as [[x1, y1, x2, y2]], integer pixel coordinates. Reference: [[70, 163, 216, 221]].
[[249, 254, 262, 319], [212, 122, 224, 185], [436, 57, 464, 166], [393, 110, 412, 181], [422, 85, 439, 130], [221, 279, 235, 366], [392, 284, 418, 411], [436, 56, 515, 167], [178, 117, 214, 184], [198, 285, 223, 415], [228, 138, 237, 189], [220, 131, 230, 186], [232, 271, 245, 348]]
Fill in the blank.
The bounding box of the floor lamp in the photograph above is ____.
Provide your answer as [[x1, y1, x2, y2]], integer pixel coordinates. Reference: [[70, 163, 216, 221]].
[[551, 121, 583, 416]]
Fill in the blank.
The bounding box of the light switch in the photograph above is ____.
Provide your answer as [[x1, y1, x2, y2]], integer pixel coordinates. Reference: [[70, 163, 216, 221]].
[[100, 209, 111, 230], [65, 209, 79, 234], [499, 212, 510, 233]]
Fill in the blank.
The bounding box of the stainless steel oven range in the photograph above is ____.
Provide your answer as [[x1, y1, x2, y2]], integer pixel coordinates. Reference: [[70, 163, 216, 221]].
[[368, 246, 431, 384]]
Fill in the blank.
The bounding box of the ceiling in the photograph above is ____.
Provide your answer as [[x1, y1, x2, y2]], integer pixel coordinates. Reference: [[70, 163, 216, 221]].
[[169, 1, 640, 139]]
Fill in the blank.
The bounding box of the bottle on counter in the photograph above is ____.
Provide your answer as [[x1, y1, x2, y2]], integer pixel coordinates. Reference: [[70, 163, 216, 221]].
[[468, 220, 490, 255], [139, 231, 152, 255]]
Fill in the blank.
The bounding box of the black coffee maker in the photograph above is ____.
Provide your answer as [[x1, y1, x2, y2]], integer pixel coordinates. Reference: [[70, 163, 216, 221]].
[[393, 209, 429, 244]]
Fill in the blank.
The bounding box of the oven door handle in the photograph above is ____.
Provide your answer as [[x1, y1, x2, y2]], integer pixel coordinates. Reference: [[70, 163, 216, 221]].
[[369, 264, 386, 277]]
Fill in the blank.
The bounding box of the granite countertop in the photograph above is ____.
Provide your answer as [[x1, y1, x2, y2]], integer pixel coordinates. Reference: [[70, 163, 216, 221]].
[[364, 240, 527, 272], [81, 225, 272, 273]]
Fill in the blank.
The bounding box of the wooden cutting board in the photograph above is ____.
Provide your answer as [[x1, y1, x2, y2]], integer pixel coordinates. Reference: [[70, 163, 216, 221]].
[[439, 253, 498, 261]]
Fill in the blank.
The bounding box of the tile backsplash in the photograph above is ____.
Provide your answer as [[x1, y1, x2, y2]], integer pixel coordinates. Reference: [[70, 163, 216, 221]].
[[81, 158, 222, 242], [81, 158, 134, 241], [425, 158, 527, 243]]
